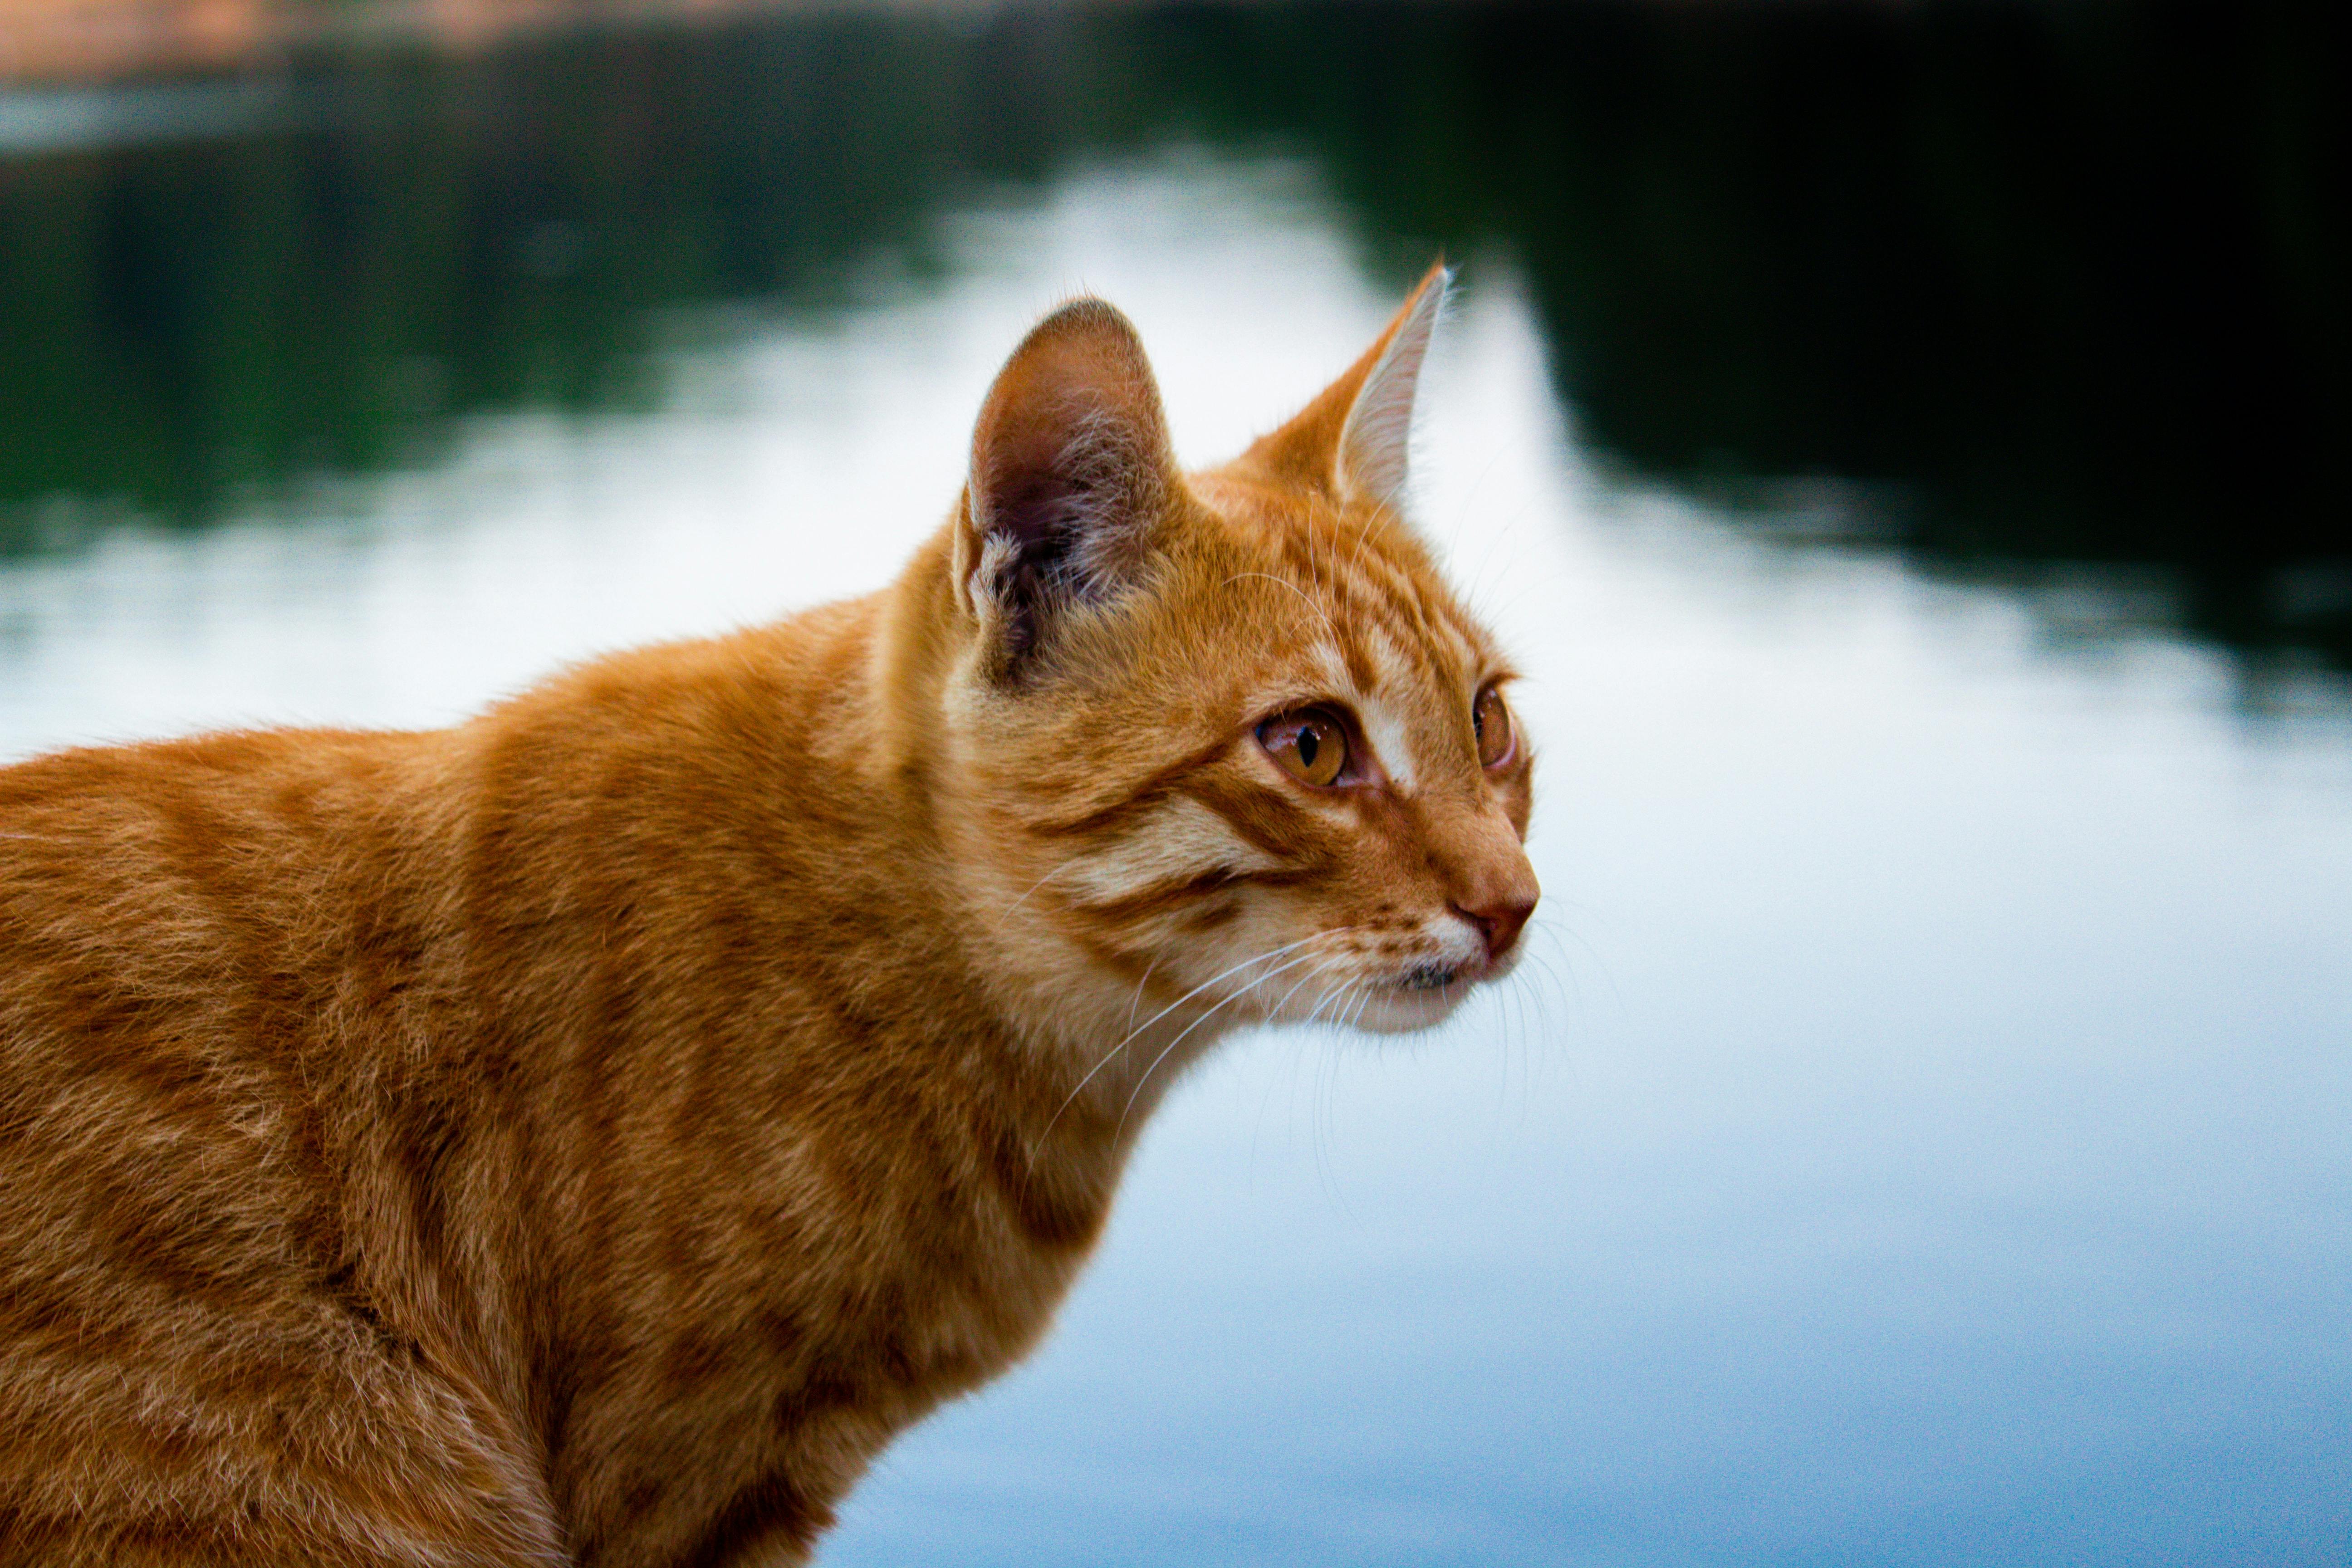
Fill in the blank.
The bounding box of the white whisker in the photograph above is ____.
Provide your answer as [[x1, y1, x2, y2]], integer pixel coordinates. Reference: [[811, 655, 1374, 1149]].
[[1034, 936, 1331, 1156], [1264, 951, 1353, 1024], [1115, 945, 1340, 1137], [990, 856, 1088, 932], [1218, 573, 1338, 641], [1123, 956, 1161, 1038]]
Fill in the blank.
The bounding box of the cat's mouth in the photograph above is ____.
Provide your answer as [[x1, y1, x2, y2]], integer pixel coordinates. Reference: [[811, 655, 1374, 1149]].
[[1399, 961, 1460, 992], [1362, 940, 1525, 1030], [1338, 961, 1481, 1034]]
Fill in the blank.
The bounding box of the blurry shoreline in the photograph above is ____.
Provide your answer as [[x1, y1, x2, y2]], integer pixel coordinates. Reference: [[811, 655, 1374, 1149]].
[[3, 0, 2343, 679], [0, 0, 1011, 83]]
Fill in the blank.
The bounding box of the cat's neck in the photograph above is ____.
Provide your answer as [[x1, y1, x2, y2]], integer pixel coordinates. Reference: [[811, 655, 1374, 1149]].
[[868, 522, 1250, 1142]]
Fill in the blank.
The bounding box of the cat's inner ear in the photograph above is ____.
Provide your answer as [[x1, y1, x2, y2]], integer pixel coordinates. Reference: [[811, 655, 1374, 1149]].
[[1242, 260, 1451, 510], [960, 298, 1176, 677]]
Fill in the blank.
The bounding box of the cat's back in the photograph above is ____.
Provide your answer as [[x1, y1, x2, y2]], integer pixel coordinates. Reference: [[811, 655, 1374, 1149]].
[[0, 724, 464, 1118], [0, 598, 900, 1346], [0, 597, 881, 1071], [0, 725, 568, 1564], [0, 722, 460, 1219], [0, 606, 902, 1563]]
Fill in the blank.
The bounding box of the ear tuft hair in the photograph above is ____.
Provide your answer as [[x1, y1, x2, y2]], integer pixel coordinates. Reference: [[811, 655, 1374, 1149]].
[[961, 299, 1176, 678]]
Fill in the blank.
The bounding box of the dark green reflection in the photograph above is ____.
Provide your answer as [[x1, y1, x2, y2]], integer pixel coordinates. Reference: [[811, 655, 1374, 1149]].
[[0, 20, 1070, 536], [1116, 0, 2348, 669], [1, 0, 2343, 666]]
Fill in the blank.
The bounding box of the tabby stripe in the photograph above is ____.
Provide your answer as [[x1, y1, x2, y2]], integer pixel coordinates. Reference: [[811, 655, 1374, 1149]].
[[1336, 622, 1386, 697], [1023, 732, 1235, 839], [1269, 534, 1389, 697], [984, 1114, 1108, 1248], [681, 1465, 826, 1568], [1185, 775, 1346, 865], [1074, 864, 1313, 925]]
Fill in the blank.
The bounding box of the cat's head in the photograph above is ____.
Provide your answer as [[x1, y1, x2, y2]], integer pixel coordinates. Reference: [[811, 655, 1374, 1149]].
[[931, 266, 1536, 1046]]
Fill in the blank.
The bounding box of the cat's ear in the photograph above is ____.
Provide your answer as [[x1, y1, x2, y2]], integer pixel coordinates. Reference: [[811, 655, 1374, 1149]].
[[1242, 260, 1450, 510], [957, 298, 1178, 679]]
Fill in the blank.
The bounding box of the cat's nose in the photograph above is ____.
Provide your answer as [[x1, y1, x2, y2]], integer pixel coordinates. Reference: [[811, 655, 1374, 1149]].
[[1454, 890, 1536, 966]]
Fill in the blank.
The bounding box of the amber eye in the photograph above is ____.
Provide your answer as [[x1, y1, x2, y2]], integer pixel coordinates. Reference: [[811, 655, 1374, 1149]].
[[1258, 709, 1349, 788], [1473, 685, 1514, 768]]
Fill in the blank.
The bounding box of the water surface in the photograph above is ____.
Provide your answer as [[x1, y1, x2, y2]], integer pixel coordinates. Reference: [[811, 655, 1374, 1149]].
[[2, 9, 2348, 1565]]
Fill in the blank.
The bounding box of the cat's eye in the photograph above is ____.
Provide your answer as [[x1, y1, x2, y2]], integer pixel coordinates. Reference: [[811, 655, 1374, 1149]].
[[1473, 685, 1515, 769], [1258, 709, 1349, 788]]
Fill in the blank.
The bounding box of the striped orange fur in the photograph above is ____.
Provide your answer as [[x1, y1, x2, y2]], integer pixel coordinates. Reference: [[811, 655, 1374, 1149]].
[[0, 265, 1537, 1566]]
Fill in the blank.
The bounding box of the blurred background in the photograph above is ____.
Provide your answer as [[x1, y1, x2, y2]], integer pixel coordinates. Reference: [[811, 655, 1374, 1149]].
[[2, 1, 2347, 1563]]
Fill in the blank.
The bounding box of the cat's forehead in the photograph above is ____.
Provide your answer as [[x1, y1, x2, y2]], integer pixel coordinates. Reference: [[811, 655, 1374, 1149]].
[[1196, 475, 1494, 661], [1185, 474, 1504, 779]]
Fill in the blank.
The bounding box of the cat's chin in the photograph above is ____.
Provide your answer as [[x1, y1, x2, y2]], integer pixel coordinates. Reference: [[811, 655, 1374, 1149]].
[[1325, 946, 1526, 1035], [1346, 990, 1468, 1034], [1318, 975, 1481, 1034]]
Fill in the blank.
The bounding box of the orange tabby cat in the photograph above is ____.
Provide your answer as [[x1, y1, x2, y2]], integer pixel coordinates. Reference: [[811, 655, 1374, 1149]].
[[0, 264, 1536, 1566]]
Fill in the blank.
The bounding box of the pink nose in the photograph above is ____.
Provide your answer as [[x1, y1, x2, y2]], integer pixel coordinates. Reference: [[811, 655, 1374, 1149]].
[[1454, 893, 1535, 965]]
